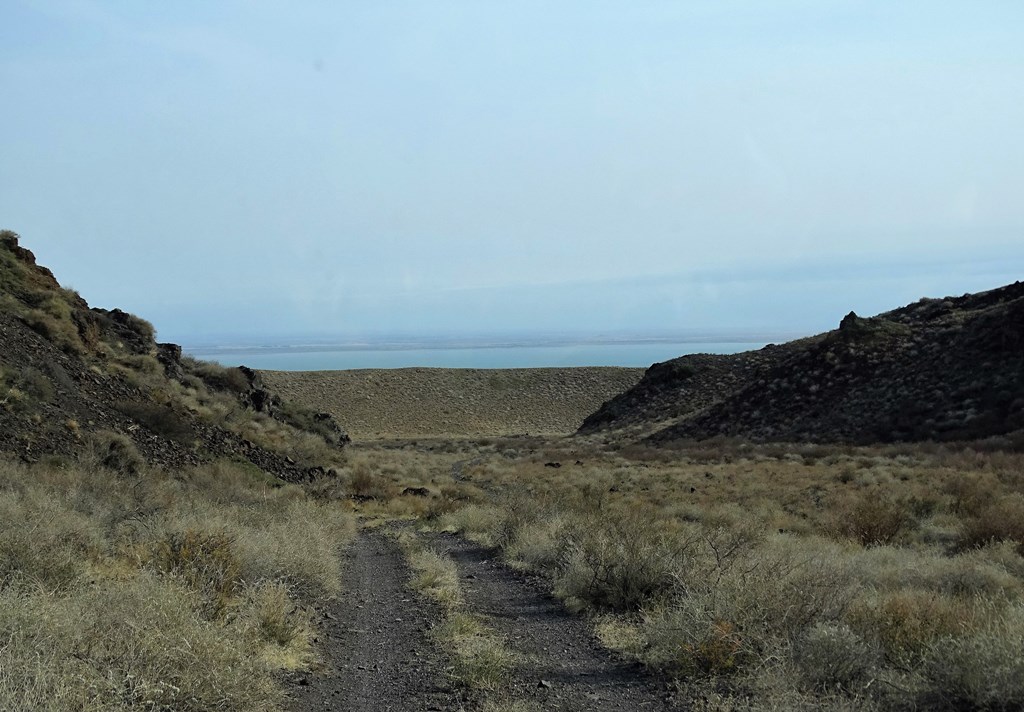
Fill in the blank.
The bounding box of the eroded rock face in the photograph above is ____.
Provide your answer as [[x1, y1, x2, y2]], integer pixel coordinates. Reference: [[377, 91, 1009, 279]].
[[237, 365, 280, 414], [92, 308, 154, 355], [313, 411, 351, 447], [157, 343, 185, 381]]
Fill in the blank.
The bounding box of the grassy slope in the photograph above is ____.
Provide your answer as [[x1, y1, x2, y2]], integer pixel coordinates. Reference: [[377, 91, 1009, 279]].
[[261, 367, 644, 439]]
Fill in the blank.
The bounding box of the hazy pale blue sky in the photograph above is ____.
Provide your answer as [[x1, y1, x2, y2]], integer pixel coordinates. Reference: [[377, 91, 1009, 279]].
[[2, 1, 1022, 344]]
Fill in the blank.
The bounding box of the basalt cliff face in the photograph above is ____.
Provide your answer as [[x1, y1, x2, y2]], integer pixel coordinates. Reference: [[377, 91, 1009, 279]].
[[581, 282, 1024, 445]]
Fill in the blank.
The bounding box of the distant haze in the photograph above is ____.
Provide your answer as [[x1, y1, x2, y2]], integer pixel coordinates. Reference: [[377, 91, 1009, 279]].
[[2, 1, 1022, 345]]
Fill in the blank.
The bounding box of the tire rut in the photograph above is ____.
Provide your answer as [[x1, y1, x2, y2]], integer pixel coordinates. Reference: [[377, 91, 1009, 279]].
[[432, 533, 681, 711], [287, 531, 465, 712]]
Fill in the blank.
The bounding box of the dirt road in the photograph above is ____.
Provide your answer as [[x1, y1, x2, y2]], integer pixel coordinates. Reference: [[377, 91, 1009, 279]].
[[291, 529, 679, 711], [286, 532, 465, 712], [435, 533, 679, 711]]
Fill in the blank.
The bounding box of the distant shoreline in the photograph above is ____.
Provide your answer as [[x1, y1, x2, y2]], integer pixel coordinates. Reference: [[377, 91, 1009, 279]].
[[184, 340, 774, 371], [183, 332, 803, 357]]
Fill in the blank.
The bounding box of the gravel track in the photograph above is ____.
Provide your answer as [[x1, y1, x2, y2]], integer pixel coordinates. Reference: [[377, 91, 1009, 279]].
[[287, 531, 465, 712], [431, 533, 681, 711]]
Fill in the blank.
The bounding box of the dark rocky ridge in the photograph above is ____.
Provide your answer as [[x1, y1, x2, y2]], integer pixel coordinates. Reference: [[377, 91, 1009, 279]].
[[578, 340, 817, 435], [0, 231, 348, 479], [582, 281, 1024, 445]]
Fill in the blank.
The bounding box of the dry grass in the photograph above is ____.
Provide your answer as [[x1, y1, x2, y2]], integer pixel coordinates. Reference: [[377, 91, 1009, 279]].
[[394, 528, 514, 693], [427, 439, 1024, 710], [261, 367, 644, 439], [0, 453, 355, 711]]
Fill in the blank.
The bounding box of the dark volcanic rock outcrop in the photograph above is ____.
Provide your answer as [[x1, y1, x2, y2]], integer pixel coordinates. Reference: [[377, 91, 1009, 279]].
[[579, 342, 814, 435], [582, 282, 1024, 445], [0, 230, 347, 479]]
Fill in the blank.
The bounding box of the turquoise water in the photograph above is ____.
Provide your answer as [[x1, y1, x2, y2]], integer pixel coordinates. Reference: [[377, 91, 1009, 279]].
[[186, 341, 769, 371]]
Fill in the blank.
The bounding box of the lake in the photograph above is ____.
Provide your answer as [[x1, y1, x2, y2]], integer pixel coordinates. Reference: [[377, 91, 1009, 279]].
[[185, 341, 770, 371]]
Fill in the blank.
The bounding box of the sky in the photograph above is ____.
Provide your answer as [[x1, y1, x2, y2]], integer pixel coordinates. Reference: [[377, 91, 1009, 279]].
[[1, 1, 1022, 345]]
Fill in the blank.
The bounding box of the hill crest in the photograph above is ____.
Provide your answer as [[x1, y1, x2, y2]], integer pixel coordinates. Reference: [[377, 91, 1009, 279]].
[[581, 281, 1024, 445]]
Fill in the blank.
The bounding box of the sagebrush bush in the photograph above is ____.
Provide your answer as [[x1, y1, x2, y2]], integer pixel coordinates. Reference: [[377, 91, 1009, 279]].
[[640, 536, 857, 679], [919, 604, 1024, 711], [440, 503, 505, 545], [831, 493, 914, 546], [148, 529, 242, 618], [82, 429, 146, 476], [846, 589, 972, 665], [794, 622, 879, 692], [244, 580, 309, 649], [407, 545, 462, 609], [0, 574, 281, 712], [0, 488, 99, 592], [959, 493, 1024, 555], [505, 513, 572, 571], [557, 509, 692, 612], [115, 401, 195, 443], [432, 613, 512, 691]]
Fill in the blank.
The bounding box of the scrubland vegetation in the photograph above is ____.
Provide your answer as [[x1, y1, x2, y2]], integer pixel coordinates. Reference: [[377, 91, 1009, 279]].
[[425, 438, 1024, 710], [0, 441, 354, 711]]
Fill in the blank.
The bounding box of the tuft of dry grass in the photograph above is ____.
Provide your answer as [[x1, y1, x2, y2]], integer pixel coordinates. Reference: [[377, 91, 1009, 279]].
[[394, 528, 513, 692]]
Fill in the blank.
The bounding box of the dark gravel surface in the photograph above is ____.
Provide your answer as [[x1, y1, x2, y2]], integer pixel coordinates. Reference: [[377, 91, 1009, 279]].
[[432, 533, 682, 711], [286, 531, 465, 712]]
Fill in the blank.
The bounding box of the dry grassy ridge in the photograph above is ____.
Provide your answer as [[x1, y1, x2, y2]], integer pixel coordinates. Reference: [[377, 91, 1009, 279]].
[[260, 367, 644, 440]]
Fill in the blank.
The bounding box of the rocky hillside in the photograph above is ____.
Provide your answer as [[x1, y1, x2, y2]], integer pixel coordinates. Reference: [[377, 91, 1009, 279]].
[[0, 230, 348, 480], [583, 282, 1024, 445], [578, 340, 817, 436], [262, 366, 644, 440]]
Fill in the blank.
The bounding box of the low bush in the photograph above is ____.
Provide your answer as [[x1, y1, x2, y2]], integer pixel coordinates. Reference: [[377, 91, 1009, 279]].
[[793, 622, 879, 692], [82, 430, 146, 475], [115, 401, 196, 443], [958, 493, 1024, 555], [0, 574, 281, 712], [148, 529, 242, 618], [556, 509, 692, 612], [919, 604, 1024, 711], [831, 493, 914, 546], [846, 589, 971, 666], [0, 454, 355, 710]]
